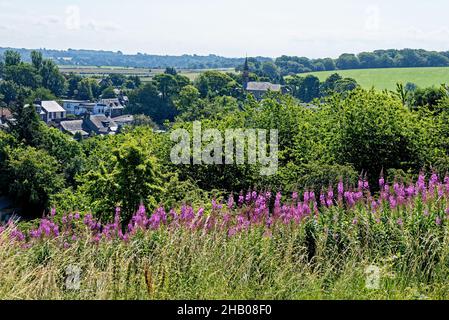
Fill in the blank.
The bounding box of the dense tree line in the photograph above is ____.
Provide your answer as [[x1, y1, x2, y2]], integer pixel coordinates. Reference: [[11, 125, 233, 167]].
[[276, 49, 449, 75], [0, 47, 271, 69]]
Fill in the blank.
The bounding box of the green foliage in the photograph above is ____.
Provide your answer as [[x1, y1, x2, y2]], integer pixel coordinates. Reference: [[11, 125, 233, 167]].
[[324, 89, 426, 184], [127, 82, 178, 124], [76, 135, 165, 220], [5, 145, 64, 215]]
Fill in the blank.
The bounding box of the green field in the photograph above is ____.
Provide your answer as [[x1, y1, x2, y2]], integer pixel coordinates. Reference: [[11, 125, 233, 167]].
[[303, 67, 449, 90], [58, 66, 234, 81]]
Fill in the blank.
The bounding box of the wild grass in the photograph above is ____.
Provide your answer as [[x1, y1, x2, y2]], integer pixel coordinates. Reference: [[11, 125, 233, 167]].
[[1, 175, 449, 300]]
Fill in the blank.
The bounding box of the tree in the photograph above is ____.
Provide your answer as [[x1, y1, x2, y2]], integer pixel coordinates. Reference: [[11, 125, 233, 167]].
[[358, 52, 379, 68], [6, 146, 64, 216], [31, 50, 43, 70], [174, 85, 200, 115], [153, 73, 179, 101], [29, 87, 57, 103], [101, 86, 117, 99], [127, 82, 177, 124], [66, 73, 83, 98], [0, 81, 22, 104], [4, 63, 41, 89], [320, 73, 343, 95], [9, 101, 43, 146], [195, 71, 236, 98], [75, 78, 94, 100], [336, 54, 360, 70], [165, 67, 177, 75], [322, 58, 336, 71], [261, 61, 281, 83], [3, 50, 21, 66], [78, 140, 165, 220], [39, 60, 66, 96]]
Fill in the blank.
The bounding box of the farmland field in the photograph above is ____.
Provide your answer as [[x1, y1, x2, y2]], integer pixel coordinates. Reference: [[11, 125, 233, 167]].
[[58, 65, 234, 81], [302, 67, 449, 90]]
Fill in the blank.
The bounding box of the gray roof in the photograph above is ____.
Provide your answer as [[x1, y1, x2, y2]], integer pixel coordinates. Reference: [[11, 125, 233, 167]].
[[41, 101, 66, 113], [246, 82, 282, 92], [60, 120, 89, 136], [88, 115, 118, 133], [112, 115, 134, 123]]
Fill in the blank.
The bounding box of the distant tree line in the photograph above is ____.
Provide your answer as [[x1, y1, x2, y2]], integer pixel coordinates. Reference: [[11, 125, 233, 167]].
[[275, 49, 449, 75], [0, 47, 271, 69]]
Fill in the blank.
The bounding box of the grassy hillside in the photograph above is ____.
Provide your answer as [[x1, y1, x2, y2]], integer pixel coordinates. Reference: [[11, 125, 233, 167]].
[[302, 67, 449, 90]]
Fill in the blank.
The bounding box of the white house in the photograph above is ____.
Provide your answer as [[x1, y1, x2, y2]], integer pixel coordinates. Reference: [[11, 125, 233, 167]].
[[62, 100, 108, 116], [36, 101, 66, 123]]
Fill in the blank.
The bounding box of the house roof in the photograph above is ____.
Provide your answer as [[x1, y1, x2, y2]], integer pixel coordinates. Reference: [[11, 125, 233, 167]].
[[112, 115, 134, 123], [246, 82, 282, 92], [60, 120, 89, 136], [41, 101, 66, 113], [88, 115, 118, 133], [62, 100, 90, 104]]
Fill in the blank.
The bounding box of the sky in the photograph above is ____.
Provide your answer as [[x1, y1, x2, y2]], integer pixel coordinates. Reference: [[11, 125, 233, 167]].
[[0, 0, 449, 58]]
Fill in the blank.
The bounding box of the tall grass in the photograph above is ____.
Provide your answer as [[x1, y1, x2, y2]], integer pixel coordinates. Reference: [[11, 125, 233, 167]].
[[1, 174, 449, 300]]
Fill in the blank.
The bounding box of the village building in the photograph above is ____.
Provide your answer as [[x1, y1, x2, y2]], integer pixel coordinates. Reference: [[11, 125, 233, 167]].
[[111, 114, 134, 127], [84, 114, 119, 135], [242, 57, 287, 100], [245, 82, 283, 100], [62, 100, 110, 116], [35, 100, 67, 123], [59, 120, 89, 138]]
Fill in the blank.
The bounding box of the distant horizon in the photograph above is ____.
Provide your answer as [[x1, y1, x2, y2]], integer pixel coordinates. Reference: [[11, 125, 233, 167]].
[[3, 45, 449, 60]]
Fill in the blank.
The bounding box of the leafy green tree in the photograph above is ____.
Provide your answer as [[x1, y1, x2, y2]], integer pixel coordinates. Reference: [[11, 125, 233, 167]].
[[0, 81, 23, 104], [78, 139, 165, 220], [3, 50, 21, 66], [127, 82, 177, 123], [39, 60, 66, 96], [66, 73, 83, 98], [31, 50, 43, 70], [28, 87, 57, 103], [326, 89, 423, 185], [320, 73, 343, 95], [165, 67, 177, 75], [6, 146, 64, 216], [4, 63, 41, 89], [195, 71, 237, 98], [76, 78, 94, 100], [101, 86, 117, 99], [9, 101, 43, 145], [336, 53, 360, 70], [153, 73, 179, 101]]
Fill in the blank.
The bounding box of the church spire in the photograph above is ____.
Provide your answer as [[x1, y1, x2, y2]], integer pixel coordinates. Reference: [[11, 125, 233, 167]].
[[243, 56, 249, 90]]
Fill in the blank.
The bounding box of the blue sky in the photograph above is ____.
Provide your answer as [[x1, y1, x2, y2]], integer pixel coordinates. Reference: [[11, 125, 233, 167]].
[[0, 0, 448, 58]]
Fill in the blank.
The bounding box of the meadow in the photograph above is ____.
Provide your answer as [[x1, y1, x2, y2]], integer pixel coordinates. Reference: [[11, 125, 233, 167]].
[[303, 67, 449, 90], [2, 174, 449, 300], [58, 66, 234, 81]]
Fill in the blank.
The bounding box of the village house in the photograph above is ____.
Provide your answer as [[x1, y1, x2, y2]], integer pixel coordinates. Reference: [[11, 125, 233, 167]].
[[59, 120, 89, 139], [62, 100, 107, 116], [111, 114, 134, 127], [245, 82, 283, 100], [99, 98, 126, 118], [34, 100, 67, 123], [62, 98, 125, 118], [242, 57, 287, 100], [84, 114, 119, 135]]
